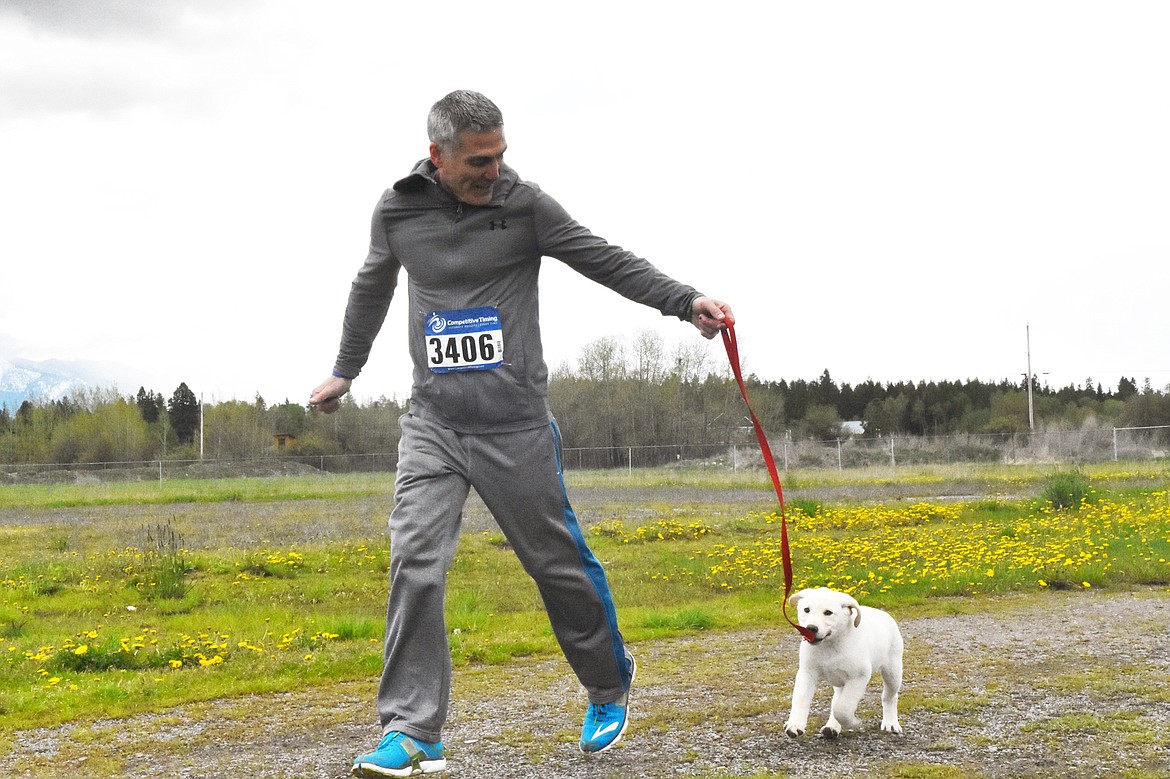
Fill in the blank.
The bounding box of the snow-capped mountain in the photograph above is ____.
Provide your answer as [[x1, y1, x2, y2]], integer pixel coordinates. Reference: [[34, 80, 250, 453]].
[[0, 356, 137, 412]]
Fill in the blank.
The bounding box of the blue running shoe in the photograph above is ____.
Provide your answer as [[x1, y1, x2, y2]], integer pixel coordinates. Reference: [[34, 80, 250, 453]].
[[352, 731, 446, 777], [580, 654, 636, 753]]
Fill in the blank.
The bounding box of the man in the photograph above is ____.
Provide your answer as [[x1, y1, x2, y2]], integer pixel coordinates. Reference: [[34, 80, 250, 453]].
[[311, 90, 733, 778]]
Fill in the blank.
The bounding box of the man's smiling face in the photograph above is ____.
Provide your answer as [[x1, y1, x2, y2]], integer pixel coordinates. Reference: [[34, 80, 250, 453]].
[[430, 127, 507, 206]]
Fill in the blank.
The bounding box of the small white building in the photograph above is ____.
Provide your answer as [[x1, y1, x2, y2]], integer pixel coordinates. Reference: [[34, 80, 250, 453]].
[[841, 420, 866, 436]]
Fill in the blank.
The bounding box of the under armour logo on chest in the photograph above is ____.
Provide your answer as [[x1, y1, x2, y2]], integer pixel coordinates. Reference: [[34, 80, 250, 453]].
[[489, 219, 508, 230]]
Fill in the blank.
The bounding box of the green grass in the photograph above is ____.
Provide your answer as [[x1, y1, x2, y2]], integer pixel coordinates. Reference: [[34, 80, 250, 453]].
[[3, 459, 1167, 510], [0, 463, 1167, 731], [0, 472, 388, 509], [1037, 469, 1098, 510]]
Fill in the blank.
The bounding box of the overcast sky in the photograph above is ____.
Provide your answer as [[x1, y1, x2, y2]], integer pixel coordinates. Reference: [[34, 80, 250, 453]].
[[1, 0, 1167, 405]]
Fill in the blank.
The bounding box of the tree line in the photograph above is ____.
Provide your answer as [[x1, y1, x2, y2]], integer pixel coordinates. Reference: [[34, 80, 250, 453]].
[[0, 382, 406, 465], [1, 333, 1167, 466], [545, 334, 1168, 448]]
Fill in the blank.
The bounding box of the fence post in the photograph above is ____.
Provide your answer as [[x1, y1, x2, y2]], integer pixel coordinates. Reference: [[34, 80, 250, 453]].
[[1112, 428, 1118, 462], [837, 438, 842, 471], [889, 436, 895, 469]]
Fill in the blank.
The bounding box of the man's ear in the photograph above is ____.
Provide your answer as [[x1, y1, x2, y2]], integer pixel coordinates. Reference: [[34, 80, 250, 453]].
[[429, 142, 443, 169]]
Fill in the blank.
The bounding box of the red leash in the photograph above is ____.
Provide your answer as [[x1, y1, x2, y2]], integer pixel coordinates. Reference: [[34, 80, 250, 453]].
[[720, 321, 816, 643]]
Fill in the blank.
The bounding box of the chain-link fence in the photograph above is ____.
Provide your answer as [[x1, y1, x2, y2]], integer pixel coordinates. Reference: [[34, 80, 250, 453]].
[[766, 425, 1169, 471], [2, 426, 1167, 485], [560, 426, 1170, 471]]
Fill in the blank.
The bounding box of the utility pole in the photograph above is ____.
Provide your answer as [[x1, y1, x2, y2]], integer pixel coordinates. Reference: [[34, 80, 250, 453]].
[[1025, 324, 1034, 431]]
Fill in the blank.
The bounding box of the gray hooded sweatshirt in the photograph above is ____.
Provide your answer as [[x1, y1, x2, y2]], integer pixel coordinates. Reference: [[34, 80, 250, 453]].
[[333, 159, 702, 434]]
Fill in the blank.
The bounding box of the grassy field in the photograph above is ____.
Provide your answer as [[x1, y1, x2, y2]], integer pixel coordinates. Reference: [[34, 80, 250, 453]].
[[1, 461, 1167, 736]]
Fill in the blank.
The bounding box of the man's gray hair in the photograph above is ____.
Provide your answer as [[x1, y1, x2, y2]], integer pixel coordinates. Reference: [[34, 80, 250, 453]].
[[427, 90, 504, 152]]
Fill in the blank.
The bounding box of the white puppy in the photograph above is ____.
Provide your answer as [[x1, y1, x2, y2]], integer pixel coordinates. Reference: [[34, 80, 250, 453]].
[[783, 587, 904, 738]]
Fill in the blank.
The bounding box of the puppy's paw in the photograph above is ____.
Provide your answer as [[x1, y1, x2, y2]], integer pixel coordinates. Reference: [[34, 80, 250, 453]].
[[881, 720, 903, 735], [783, 721, 805, 738], [837, 713, 861, 729], [819, 724, 841, 739]]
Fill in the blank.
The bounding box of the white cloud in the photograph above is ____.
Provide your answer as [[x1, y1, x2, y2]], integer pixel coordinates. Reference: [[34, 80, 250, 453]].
[[0, 0, 246, 39]]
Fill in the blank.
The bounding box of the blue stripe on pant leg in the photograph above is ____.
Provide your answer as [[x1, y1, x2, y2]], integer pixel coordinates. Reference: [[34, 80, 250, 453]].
[[550, 419, 632, 694]]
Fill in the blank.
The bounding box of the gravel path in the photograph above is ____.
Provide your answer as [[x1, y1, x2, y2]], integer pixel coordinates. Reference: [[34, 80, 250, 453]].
[[4, 589, 1168, 779]]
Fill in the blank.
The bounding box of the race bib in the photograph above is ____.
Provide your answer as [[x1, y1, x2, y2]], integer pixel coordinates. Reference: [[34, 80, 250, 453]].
[[424, 306, 505, 373]]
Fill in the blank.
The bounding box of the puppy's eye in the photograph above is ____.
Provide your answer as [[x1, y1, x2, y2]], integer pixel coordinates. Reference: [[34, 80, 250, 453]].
[[802, 607, 810, 613], [823, 610, 833, 616]]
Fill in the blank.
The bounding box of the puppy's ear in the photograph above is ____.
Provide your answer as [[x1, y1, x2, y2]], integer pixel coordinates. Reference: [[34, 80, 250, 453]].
[[788, 589, 810, 607], [841, 595, 862, 627]]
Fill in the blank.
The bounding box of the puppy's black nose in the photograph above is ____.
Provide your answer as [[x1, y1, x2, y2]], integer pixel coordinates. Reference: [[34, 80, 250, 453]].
[[806, 625, 819, 635]]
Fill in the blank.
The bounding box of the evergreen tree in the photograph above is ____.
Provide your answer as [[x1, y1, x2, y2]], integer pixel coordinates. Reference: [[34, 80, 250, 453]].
[[785, 378, 812, 421], [814, 369, 840, 409], [136, 387, 163, 424], [168, 383, 201, 445]]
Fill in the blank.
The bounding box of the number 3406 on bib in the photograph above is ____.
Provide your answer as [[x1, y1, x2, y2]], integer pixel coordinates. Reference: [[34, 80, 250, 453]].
[[425, 306, 505, 373]]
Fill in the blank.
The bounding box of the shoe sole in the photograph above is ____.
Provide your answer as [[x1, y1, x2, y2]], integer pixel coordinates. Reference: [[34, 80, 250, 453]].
[[352, 757, 447, 777]]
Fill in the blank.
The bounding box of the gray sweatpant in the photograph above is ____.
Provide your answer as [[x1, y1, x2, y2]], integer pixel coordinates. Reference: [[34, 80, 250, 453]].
[[376, 412, 633, 743]]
